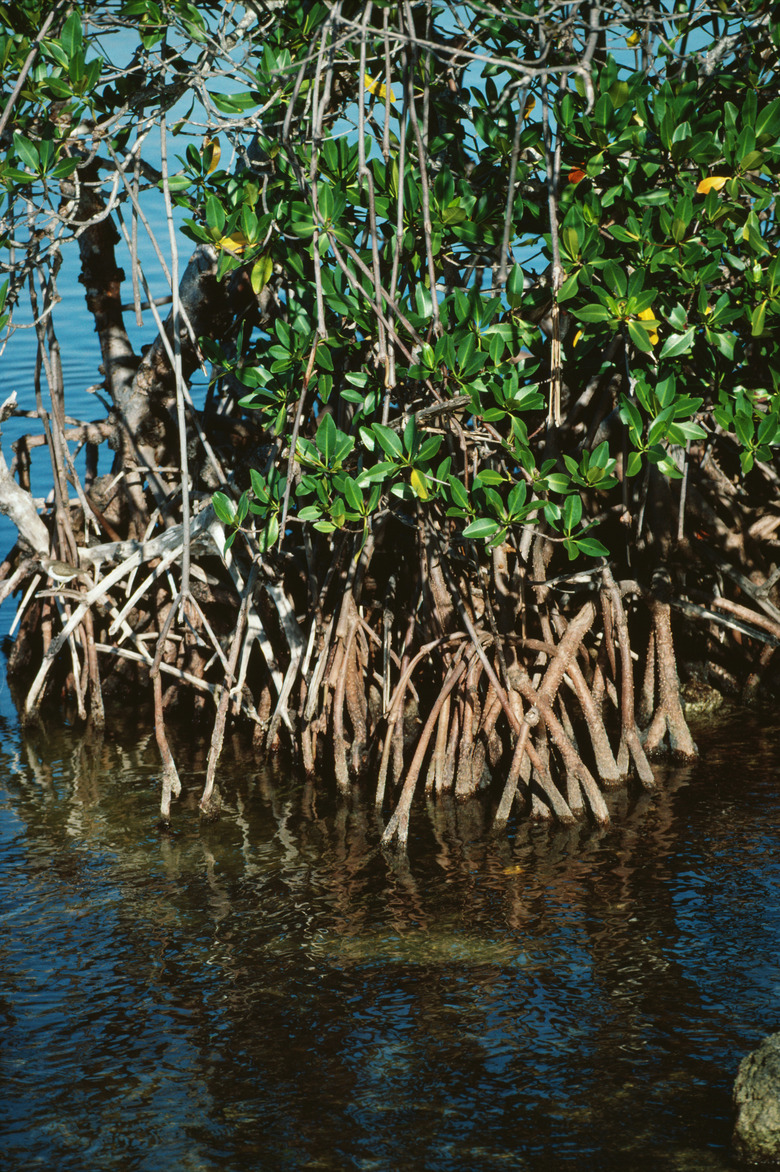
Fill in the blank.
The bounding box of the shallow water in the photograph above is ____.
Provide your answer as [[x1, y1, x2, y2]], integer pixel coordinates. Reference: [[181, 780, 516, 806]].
[[1, 697, 779, 1171]]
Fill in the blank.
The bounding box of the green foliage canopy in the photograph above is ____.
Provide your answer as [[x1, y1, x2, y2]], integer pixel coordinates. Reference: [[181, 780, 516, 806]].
[[2, 0, 779, 563]]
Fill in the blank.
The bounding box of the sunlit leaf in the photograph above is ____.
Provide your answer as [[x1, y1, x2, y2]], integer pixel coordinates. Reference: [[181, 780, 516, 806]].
[[751, 301, 768, 337], [364, 74, 395, 102], [410, 467, 430, 500], [659, 327, 695, 360], [213, 491, 236, 526], [696, 175, 728, 194], [251, 254, 273, 294], [217, 232, 249, 254], [204, 137, 221, 173], [637, 307, 660, 346], [463, 518, 501, 540]]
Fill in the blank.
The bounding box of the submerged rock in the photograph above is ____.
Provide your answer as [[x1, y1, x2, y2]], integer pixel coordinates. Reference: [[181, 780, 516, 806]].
[[733, 1033, 780, 1166], [310, 928, 525, 968], [680, 677, 724, 719]]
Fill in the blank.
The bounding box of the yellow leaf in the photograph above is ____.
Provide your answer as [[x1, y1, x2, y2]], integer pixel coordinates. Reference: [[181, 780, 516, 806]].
[[364, 73, 395, 103], [638, 307, 660, 346], [217, 232, 249, 255], [696, 175, 728, 195], [410, 467, 430, 501], [626, 30, 641, 46], [572, 329, 583, 348], [204, 137, 221, 174]]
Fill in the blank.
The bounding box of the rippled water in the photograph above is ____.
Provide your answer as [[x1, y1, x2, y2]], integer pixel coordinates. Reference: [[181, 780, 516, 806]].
[[1, 694, 779, 1171]]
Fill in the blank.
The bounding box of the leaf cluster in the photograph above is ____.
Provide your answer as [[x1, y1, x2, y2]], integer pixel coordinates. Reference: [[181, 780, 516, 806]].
[[2, 0, 779, 560]]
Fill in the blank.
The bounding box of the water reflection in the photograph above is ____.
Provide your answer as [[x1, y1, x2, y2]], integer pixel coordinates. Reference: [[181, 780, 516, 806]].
[[1, 703, 779, 1170]]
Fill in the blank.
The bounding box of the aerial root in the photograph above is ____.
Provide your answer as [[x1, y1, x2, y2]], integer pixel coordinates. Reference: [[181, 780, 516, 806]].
[[380, 650, 469, 850], [6, 496, 704, 847], [375, 574, 707, 844], [154, 671, 181, 822], [642, 600, 698, 760]]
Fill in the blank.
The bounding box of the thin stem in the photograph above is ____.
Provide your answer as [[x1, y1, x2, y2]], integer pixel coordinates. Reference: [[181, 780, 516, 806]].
[[160, 114, 191, 602]]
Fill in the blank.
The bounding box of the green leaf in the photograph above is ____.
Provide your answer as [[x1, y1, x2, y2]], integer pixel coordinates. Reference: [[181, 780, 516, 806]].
[[755, 98, 780, 143], [544, 473, 570, 493], [751, 301, 768, 337], [636, 188, 674, 207], [507, 481, 528, 515], [205, 194, 226, 235], [626, 451, 643, 477], [577, 304, 613, 323], [734, 412, 754, 448], [666, 304, 688, 331], [627, 318, 654, 353], [372, 423, 404, 460], [165, 172, 192, 192], [211, 91, 258, 114], [13, 134, 39, 171], [463, 518, 501, 540], [50, 157, 80, 180], [315, 413, 337, 464], [557, 272, 579, 302], [602, 262, 627, 298], [563, 493, 582, 531], [608, 80, 630, 109], [658, 327, 695, 360], [251, 254, 273, 295], [607, 224, 640, 243], [448, 475, 470, 509], [675, 420, 707, 442], [576, 537, 609, 557], [474, 469, 504, 486], [342, 477, 364, 512], [249, 468, 270, 503], [710, 331, 735, 360], [61, 10, 83, 58], [620, 398, 644, 440], [213, 491, 236, 526], [506, 263, 526, 307]]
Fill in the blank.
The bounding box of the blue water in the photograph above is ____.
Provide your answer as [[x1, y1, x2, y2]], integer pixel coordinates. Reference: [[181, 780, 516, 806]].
[[0, 156, 192, 642], [0, 700, 777, 1170], [0, 162, 181, 502]]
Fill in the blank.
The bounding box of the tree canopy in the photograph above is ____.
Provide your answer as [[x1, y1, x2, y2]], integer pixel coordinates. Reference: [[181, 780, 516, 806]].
[[1, 1, 779, 841]]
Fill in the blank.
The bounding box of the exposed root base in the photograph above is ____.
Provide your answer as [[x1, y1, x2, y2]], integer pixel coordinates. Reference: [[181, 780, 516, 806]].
[[199, 786, 223, 821], [8, 493, 778, 853]]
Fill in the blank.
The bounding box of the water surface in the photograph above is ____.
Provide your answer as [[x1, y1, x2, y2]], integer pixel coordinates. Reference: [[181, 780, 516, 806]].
[[1, 700, 778, 1171]]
